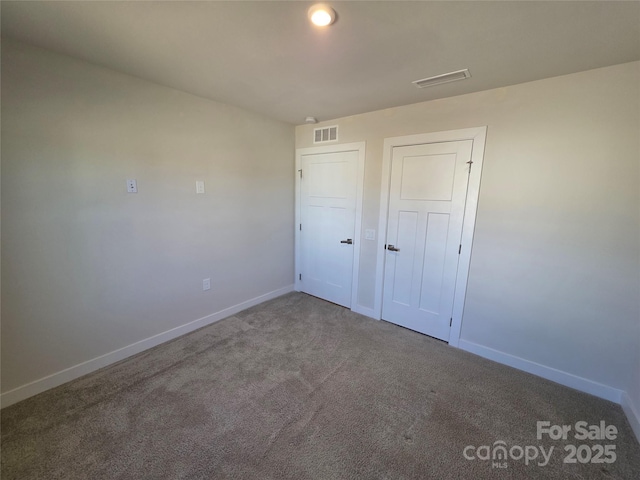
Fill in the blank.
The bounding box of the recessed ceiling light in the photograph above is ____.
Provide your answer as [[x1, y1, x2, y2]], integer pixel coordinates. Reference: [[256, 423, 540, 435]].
[[308, 4, 336, 27]]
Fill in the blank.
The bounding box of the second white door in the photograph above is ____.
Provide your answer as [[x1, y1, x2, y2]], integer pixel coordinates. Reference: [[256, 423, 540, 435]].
[[299, 150, 358, 308], [382, 140, 473, 341]]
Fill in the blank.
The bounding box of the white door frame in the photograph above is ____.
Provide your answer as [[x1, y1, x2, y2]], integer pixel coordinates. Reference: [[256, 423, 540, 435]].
[[374, 127, 487, 346], [295, 142, 366, 310]]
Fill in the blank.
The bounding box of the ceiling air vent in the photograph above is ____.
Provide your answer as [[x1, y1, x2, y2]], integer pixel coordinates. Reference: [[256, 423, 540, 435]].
[[412, 69, 471, 88], [313, 125, 338, 144]]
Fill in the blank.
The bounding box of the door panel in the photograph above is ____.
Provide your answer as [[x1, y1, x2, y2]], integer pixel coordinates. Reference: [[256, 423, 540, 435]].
[[308, 161, 349, 198], [382, 140, 472, 340], [400, 154, 457, 201], [300, 151, 358, 307], [419, 213, 449, 313], [391, 211, 419, 306]]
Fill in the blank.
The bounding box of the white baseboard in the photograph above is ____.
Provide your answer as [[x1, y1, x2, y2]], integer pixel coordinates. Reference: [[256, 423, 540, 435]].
[[352, 304, 378, 320], [0, 284, 294, 409], [621, 391, 640, 444], [457, 339, 624, 404]]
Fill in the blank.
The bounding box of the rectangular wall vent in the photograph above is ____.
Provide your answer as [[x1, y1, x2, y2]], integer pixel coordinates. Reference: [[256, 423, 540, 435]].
[[412, 69, 471, 88], [313, 125, 338, 144]]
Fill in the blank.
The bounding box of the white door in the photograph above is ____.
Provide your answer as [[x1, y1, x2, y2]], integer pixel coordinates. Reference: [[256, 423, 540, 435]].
[[299, 150, 358, 307], [382, 140, 473, 341]]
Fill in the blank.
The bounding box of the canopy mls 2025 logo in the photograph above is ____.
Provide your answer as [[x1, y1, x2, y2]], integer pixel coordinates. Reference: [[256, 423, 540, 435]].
[[463, 420, 618, 469]]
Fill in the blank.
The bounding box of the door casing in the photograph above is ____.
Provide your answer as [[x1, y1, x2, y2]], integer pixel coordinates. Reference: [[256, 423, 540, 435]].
[[374, 127, 487, 346], [295, 142, 366, 311]]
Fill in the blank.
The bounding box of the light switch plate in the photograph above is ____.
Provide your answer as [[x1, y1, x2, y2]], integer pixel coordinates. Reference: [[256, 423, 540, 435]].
[[196, 180, 205, 194], [203, 278, 211, 291], [365, 229, 376, 241]]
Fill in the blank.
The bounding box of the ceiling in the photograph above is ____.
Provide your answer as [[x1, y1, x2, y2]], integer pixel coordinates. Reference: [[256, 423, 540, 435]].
[[2, 1, 639, 125]]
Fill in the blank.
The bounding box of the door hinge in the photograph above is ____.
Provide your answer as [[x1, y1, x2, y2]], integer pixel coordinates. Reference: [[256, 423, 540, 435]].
[[298, 169, 303, 179], [458, 244, 462, 254], [299, 223, 302, 231], [450, 318, 453, 327], [299, 273, 302, 281]]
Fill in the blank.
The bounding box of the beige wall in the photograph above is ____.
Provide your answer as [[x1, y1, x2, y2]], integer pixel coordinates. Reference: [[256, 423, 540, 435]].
[[1, 40, 295, 393], [297, 62, 640, 401]]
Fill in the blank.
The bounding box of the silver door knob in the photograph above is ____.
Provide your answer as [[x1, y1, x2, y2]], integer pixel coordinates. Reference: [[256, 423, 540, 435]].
[[340, 239, 353, 245], [387, 244, 400, 252]]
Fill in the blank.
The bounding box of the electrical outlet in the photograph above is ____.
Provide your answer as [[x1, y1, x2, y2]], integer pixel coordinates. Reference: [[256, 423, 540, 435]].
[[196, 180, 205, 194], [126, 179, 138, 193], [202, 278, 211, 291]]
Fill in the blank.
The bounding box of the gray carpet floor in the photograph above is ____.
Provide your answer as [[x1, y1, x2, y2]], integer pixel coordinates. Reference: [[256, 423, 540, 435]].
[[2, 292, 639, 479]]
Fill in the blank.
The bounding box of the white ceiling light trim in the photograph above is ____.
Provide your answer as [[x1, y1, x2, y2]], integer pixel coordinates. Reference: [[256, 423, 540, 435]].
[[412, 69, 471, 88], [308, 4, 336, 27]]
